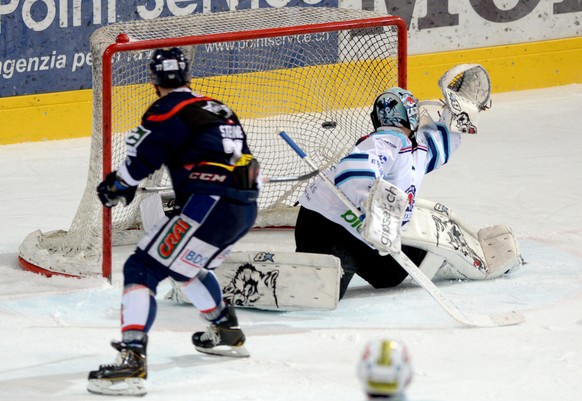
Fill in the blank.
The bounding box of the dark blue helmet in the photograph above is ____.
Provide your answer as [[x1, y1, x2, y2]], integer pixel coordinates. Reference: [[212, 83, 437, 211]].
[[149, 47, 189, 88]]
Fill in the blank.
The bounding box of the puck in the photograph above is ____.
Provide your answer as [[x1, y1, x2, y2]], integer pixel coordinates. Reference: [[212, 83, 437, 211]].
[[322, 121, 337, 129]]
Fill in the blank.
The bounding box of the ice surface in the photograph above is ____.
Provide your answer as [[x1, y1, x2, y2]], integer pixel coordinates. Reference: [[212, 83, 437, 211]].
[[0, 85, 581, 400]]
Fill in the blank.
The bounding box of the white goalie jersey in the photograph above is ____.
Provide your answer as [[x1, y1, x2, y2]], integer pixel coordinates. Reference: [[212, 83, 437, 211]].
[[299, 115, 461, 244], [298, 70, 522, 282]]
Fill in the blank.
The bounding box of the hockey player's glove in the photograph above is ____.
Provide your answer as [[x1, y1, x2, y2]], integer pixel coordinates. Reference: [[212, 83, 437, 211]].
[[233, 155, 260, 190], [97, 171, 137, 208]]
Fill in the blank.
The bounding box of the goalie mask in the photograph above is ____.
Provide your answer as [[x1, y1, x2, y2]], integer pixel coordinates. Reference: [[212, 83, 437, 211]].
[[149, 47, 189, 89], [371, 87, 419, 132], [357, 339, 412, 398]]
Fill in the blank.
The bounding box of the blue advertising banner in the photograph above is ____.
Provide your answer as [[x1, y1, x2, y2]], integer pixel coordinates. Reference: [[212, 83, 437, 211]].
[[0, 0, 338, 97], [191, 31, 337, 79], [112, 30, 338, 87]]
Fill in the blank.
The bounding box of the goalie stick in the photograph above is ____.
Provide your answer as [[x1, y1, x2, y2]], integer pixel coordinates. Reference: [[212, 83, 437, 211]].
[[279, 130, 524, 328]]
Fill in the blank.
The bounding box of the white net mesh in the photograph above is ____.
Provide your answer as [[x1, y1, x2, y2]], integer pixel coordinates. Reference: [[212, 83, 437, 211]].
[[18, 7, 404, 277]]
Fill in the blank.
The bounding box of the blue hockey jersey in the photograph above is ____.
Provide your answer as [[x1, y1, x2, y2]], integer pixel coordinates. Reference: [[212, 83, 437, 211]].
[[116, 88, 258, 206]]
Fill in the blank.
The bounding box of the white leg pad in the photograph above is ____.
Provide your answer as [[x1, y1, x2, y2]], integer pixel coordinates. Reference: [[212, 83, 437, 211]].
[[478, 224, 523, 278], [166, 250, 342, 311], [402, 199, 523, 281], [416, 251, 446, 281]]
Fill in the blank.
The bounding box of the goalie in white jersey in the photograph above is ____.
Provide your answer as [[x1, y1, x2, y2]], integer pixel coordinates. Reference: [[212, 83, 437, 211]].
[[296, 87, 446, 298], [295, 76, 522, 299]]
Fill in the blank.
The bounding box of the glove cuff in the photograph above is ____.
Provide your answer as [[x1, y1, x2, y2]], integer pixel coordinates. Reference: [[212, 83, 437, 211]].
[[113, 177, 131, 191]]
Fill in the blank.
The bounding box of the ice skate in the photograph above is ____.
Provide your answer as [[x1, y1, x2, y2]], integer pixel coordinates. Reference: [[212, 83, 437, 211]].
[[87, 337, 148, 396], [192, 305, 250, 357]]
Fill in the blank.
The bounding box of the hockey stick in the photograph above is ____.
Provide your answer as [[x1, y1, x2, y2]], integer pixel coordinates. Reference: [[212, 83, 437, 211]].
[[139, 169, 319, 193], [263, 169, 319, 183], [279, 130, 524, 328]]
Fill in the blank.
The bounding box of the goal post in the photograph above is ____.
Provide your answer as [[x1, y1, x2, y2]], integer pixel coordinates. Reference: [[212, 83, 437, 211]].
[[18, 7, 407, 281]]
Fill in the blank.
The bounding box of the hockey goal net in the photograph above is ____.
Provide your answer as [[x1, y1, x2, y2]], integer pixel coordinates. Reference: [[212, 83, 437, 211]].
[[18, 7, 406, 280]]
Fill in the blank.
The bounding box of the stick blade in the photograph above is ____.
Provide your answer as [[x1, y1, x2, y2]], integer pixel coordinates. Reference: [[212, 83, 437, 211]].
[[489, 310, 525, 326], [462, 310, 525, 328]]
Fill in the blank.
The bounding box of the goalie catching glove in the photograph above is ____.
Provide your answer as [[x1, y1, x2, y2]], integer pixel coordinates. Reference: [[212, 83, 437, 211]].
[[438, 64, 492, 134], [97, 171, 137, 208]]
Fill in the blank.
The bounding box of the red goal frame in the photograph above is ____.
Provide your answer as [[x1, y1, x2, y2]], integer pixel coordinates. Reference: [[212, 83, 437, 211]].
[[101, 16, 407, 281]]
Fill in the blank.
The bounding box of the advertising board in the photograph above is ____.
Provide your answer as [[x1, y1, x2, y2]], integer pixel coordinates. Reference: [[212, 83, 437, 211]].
[[1, 1, 580, 97]]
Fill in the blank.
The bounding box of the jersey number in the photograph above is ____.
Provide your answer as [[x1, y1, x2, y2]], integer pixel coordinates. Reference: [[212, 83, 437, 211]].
[[220, 125, 244, 164], [125, 125, 151, 156]]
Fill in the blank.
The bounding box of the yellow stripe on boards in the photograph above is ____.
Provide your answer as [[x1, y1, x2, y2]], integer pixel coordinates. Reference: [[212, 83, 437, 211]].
[[408, 36, 582, 99], [0, 90, 92, 145], [1, 37, 580, 145]]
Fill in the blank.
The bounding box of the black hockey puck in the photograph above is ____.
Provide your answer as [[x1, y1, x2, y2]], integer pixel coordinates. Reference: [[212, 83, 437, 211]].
[[322, 121, 337, 129]]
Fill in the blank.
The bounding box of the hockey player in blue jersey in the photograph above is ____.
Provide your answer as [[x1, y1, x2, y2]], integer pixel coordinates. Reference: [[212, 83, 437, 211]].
[[88, 48, 259, 396], [295, 87, 461, 299]]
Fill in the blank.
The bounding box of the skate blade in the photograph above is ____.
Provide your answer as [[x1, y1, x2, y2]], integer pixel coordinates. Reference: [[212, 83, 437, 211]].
[[195, 344, 250, 358], [87, 377, 147, 396]]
